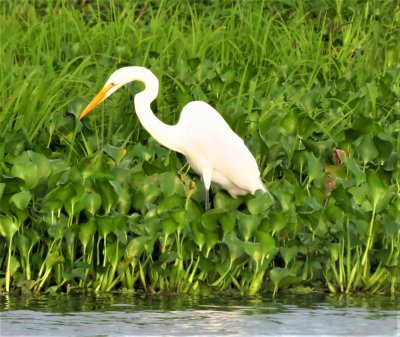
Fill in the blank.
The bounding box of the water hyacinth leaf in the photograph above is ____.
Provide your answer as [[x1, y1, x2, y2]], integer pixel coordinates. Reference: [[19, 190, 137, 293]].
[[280, 246, 298, 267], [126, 236, 154, 258], [96, 215, 115, 237], [157, 195, 184, 213], [223, 232, 245, 262], [132, 183, 161, 211], [170, 209, 187, 229], [9, 191, 31, 210], [0, 215, 19, 240], [16, 231, 38, 258], [159, 171, 185, 198], [190, 221, 206, 250], [352, 116, 375, 135], [280, 110, 298, 136], [366, 170, 387, 210], [62, 268, 86, 281], [162, 217, 179, 236], [116, 187, 132, 214], [28, 151, 51, 180], [383, 219, 400, 238], [11, 162, 39, 190], [220, 213, 236, 235], [7, 256, 20, 279], [202, 210, 221, 232], [83, 191, 102, 216], [374, 137, 392, 161], [97, 182, 116, 214], [237, 211, 260, 241], [244, 241, 263, 262], [158, 251, 179, 263], [213, 191, 242, 211], [45, 253, 65, 269], [246, 190, 274, 215], [270, 267, 293, 289], [307, 152, 324, 185], [346, 158, 366, 185], [204, 230, 219, 252], [44, 184, 74, 205], [79, 218, 97, 249], [356, 135, 379, 164], [104, 144, 126, 163], [256, 231, 275, 254]]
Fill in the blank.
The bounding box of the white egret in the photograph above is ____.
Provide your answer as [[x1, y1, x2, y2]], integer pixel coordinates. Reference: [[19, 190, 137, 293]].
[[80, 66, 266, 209]]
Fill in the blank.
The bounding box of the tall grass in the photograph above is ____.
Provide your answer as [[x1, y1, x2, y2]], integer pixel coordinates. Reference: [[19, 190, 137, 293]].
[[0, 0, 399, 295]]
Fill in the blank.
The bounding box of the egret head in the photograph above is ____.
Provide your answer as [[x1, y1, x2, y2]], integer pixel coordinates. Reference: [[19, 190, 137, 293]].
[[79, 67, 132, 119], [79, 66, 158, 119]]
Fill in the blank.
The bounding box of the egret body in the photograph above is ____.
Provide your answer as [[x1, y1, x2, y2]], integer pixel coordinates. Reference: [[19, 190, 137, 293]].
[[80, 66, 266, 208]]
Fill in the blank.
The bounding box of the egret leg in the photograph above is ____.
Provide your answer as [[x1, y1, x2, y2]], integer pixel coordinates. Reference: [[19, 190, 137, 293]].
[[205, 189, 210, 210]]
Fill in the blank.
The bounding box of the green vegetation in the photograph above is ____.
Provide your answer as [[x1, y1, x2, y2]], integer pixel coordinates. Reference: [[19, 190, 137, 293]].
[[0, 0, 399, 296]]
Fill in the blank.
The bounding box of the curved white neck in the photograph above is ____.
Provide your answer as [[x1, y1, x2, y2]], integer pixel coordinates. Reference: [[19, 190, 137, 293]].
[[114, 67, 181, 153]]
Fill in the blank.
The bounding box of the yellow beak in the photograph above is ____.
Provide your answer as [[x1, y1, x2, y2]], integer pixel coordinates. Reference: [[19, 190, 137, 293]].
[[79, 83, 114, 119]]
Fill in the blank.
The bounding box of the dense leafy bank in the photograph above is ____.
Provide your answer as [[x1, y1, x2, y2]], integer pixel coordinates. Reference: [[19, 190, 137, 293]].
[[0, 0, 399, 295]]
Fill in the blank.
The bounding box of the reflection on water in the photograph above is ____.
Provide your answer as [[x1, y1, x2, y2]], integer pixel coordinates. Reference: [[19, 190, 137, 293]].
[[0, 293, 398, 336]]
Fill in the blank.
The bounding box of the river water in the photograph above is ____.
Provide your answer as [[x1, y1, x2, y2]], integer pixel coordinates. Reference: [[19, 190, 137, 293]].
[[0, 293, 398, 336]]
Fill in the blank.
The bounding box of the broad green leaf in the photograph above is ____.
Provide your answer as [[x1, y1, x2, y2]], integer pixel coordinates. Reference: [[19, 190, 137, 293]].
[[346, 158, 366, 185], [157, 195, 184, 213], [280, 111, 298, 135], [307, 152, 324, 184], [28, 151, 51, 180], [213, 191, 242, 211], [9, 256, 20, 277], [280, 246, 298, 267], [190, 221, 206, 250], [270, 267, 292, 287], [96, 215, 114, 237], [256, 231, 275, 255], [204, 230, 219, 252], [0, 215, 19, 239], [269, 211, 288, 234], [220, 213, 236, 234], [170, 209, 187, 230], [158, 251, 179, 263], [126, 236, 153, 258], [16, 233, 31, 258], [223, 232, 245, 262], [366, 170, 387, 210], [11, 162, 39, 190], [159, 171, 184, 198], [246, 191, 274, 215], [83, 191, 102, 216], [115, 186, 131, 214], [62, 268, 86, 281], [162, 217, 178, 236], [79, 218, 97, 248], [97, 182, 116, 214], [45, 253, 64, 269], [356, 135, 378, 164], [352, 116, 375, 134], [244, 241, 263, 262], [237, 211, 260, 241], [9, 191, 31, 210], [104, 144, 126, 163], [202, 210, 221, 232]]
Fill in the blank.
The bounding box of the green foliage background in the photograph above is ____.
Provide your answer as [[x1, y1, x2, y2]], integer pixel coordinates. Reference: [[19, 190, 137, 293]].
[[0, 0, 399, 295]]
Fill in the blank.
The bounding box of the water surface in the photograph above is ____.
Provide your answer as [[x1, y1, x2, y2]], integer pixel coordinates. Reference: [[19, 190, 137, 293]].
[[1, 293, 398, 336]]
